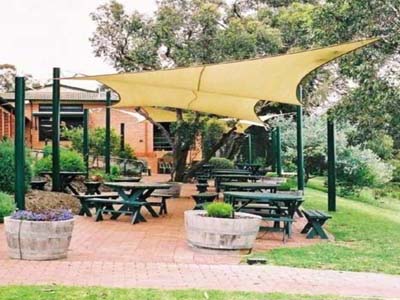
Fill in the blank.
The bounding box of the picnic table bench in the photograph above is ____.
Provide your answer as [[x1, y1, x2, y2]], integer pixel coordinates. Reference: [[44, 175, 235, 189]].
[[30, 179, 47, 190], [220, 182, 278, 193], [214, 174, 262, 193], [75, 192, 119, 217], [40, 171, 87, 195], [224, 191, 304, 240], [301, 209, 331, 239], [147, 192, 173, 215], [196, 183, 209, 193], [84, 181, 101, 195], [192, 192, 218, 210]]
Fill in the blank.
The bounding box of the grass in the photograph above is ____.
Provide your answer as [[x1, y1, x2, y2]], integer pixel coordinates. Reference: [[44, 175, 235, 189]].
[[0, 286, 380, 300], [257, 187, 400, 274]]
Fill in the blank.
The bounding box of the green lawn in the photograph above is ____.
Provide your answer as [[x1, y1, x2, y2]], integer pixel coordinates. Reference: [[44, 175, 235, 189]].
[[257, 187, 400, 274], [0, 286, 380, 300]]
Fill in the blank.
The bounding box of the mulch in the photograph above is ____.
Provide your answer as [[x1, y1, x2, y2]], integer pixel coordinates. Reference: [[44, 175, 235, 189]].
[[25, 190, 81, 214]]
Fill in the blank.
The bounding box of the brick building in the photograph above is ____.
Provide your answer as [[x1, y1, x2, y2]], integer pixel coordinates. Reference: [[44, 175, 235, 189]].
[[0, 84, 199, 173], [0, 99, 15, 139]]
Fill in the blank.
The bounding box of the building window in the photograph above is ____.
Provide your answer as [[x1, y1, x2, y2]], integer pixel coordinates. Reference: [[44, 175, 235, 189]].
[[38, 105, 84, 141], [153, 122, 173, 151]]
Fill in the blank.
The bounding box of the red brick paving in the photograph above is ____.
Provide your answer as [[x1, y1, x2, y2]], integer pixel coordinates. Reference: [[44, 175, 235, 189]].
[[0, 175, 399, 298]]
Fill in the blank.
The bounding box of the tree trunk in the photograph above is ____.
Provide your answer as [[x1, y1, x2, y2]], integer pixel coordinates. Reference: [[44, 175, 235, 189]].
[[184, 125, 237, 181]]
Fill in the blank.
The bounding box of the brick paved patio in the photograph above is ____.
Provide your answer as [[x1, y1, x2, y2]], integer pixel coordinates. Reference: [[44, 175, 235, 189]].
[[1, 176, 399, 298]]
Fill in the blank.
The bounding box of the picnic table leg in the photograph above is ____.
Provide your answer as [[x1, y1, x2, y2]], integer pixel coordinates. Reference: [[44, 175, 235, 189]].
[[95, 204, 104, 222], [79, 199, 92, 217], [140, 189, 159, 218], [306, 219, 329, 239]]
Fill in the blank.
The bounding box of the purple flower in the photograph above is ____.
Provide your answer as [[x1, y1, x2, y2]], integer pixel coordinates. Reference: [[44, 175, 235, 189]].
[[11, 209, 73, 221]]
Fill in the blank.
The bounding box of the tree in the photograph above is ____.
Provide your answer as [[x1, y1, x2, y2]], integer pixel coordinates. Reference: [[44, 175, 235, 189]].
[[90, 0, 284, 181]]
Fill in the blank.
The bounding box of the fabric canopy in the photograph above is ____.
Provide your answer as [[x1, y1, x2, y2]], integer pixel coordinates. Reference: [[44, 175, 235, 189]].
[[72, 38, 378, 123]]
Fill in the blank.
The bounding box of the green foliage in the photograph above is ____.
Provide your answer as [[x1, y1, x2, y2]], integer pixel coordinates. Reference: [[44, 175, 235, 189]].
[[34, 148, 85, 175], [0, 192, 15, 222], [201, 119, 225, 158], [365, 133, 394, 160], [0, 139, 32, 194], [208, 157, 235, 169], [206, 202, 233, 218], [389, 159, 400, 182], [277, 176, 297, 191], [117, 143, 136, 160], [62, 126, 121, 159], [336, 147, 393, 192]]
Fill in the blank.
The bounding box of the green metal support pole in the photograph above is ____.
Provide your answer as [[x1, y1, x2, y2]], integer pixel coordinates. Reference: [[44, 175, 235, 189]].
[[120, 123, 125, 152], [248, 133, 252, 164], [296, 87, 305, 191], [83, 109, 89, 177], [276, 126, 282, 176], [327, 119, 337, 211], [52, 67, 61, 192], [15, 77, 26, 210], [271, 129, 276, 172], [105, 91, 111, 174]]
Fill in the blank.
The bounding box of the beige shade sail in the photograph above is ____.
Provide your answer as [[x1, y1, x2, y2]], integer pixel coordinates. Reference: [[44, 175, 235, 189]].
[[71, 38, 378, 123]]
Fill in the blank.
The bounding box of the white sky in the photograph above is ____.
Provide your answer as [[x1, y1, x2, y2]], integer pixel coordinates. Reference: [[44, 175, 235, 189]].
[[0, 0, 157, 81]]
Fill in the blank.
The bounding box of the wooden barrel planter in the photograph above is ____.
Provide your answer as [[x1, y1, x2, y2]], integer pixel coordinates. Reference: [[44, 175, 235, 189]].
[[184, 210, 261, 250], [4, 217, 74, 260]]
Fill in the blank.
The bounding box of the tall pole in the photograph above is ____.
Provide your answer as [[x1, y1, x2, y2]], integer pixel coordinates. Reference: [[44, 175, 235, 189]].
[[327, 119, 336, 211], [248, 133, 252, 164], [83, 109, 89, 177], [15, 77, 25, 210], [105, 91, 111, 174], [271, 129, 276, 172], [276, 126, 282, 177], [296, 87, 305, 191], [52, 67, 61, 192], [120, 123, 125, 152]]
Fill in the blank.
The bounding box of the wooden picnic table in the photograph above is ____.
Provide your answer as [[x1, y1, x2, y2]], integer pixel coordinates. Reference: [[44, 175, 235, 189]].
[[223, 191, 304, 236], [112, 176, 141, 182], [214, 174, 261, 192], [103, 182, 171, 224], [236, 163, 262, 175], [40, 171, 87, 195], [212, 169, 251, 176], [220, 181, 278, 193]]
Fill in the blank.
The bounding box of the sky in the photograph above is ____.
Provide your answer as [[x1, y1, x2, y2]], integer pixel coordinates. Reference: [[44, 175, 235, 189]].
[[0, 0, 158, 82]]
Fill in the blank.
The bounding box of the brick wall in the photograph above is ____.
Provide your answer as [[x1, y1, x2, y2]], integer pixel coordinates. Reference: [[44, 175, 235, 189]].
[[0, 108, 13, 139]]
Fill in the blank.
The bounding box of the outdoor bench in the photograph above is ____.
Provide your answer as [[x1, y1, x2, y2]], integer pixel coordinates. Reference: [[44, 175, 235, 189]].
[[147, 193, 173, 215], [196, 183, 209, 193], [89, 198, 147, 224], [192, 192, 218, 210], [30, 179, 47, 190], [301, 209, 331, 239], [75, 192, 119, 217]]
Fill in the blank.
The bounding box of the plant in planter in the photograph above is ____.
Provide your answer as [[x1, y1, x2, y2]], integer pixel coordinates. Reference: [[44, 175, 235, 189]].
[[4, 209, 74, 260], [185, 202, 261, 250], [0, 192, 15, 223]]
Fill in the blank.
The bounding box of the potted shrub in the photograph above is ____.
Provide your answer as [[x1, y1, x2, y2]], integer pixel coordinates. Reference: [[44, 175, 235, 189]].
[[4, 209, 74, 260], [185, 202, 261, 250], [0, 192, 15, 223]]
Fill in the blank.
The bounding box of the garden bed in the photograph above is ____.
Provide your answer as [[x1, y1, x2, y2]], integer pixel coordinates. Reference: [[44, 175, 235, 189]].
[[25, 190, 80, 214]]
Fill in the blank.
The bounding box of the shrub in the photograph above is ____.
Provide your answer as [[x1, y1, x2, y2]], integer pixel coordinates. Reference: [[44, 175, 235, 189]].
[[206, 202, 233, 218], [0, 139, 32, 194], [117, 143, 136, 160], [34, 148, 85, 175], [389, 159, 400, 182], [208, 157, 234, 169], [0, 192, 15, 222], [277, 176, 297, 191], [337, 147, 393, 192]]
